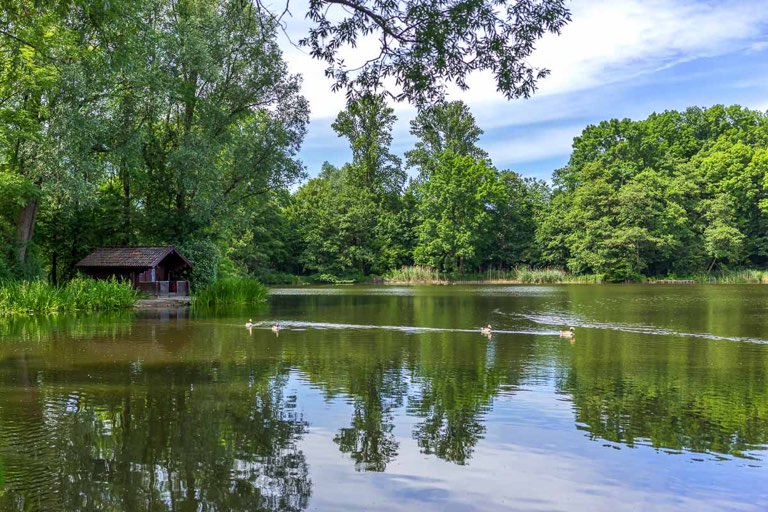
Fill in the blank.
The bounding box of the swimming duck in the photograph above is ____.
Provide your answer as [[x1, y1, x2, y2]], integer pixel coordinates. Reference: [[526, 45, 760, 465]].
[[480, 324, 492, 336], [271, 323, 281, 334], [245, 319, 254, 328], [559, 327, 575, 338]]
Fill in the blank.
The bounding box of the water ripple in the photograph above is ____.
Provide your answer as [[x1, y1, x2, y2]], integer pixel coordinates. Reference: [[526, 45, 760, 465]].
[[506, 312, 768, 345], [250, 320, 555, 336]]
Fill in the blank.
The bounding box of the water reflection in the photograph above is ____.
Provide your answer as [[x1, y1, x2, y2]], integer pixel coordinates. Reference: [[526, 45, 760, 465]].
[[0, 319, 310, 511], [561, 329, 768, 458], [1, 285, 767, 510]]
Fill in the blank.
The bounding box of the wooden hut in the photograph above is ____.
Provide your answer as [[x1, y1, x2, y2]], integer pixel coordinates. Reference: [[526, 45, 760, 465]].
[[76, 246, 193, 296]]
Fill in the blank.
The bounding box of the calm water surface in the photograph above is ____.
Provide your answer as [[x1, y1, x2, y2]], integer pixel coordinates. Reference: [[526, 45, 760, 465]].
[[1, 285, 767, 511]]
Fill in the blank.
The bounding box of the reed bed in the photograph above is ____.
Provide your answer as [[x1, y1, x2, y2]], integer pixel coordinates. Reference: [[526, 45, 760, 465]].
[[655, 270, 768, 284], [386, 265, 603, 284], [514, 266, 604, 284], [192, 278, 268, 306], [0, 277, 138, 315], [386, 266, 445, 284]]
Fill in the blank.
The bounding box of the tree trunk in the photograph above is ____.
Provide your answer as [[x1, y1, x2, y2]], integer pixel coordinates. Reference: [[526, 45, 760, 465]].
[[15, 198, 39, 265]]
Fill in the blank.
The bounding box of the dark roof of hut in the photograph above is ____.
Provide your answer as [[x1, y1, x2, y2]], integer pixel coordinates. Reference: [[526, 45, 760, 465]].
[[75, 246, 192, 269]]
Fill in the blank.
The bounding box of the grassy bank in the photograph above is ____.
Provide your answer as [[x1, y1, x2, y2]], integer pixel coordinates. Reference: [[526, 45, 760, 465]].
[[0, 277, 138, 315], [192, 278, 268, 306], [385, 266, 604, 284], [648, 270, 768, 284]]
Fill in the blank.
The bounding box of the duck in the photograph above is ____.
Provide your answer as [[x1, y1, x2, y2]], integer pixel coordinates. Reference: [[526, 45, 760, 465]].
[[271, 323, 281, 334], [245, 319, 254, 328], [559, 327, 575, 338], [480, 324, 492, 336]]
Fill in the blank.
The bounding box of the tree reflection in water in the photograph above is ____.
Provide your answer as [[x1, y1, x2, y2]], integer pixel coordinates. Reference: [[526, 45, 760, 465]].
[[0, 338, 310, 511], [559, 329, 768, 458], [333, 368, 405, 472]]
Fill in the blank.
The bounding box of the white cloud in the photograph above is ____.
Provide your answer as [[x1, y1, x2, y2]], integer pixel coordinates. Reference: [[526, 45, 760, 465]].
[[276, 0, 768, 176], [482, 124, 583, 166], [280, 0, 768, 118], [454, 0, 768, 103]]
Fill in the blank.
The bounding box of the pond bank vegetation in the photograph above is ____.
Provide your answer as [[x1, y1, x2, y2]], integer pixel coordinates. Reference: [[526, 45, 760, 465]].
[[0, 277, 137, 315], [384, 266, 604, 284], [384, 266, 768, 285], [192, 279, 268, 306]]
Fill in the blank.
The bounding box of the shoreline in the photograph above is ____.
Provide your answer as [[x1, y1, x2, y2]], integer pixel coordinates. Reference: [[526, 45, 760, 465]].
[[374, 279, 767, 286], [135, 296, 192, 308]]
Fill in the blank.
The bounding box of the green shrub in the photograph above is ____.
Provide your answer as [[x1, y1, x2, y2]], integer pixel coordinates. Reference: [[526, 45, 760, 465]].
[[178, 238, 221, 291], [192, 278, 268, 306]]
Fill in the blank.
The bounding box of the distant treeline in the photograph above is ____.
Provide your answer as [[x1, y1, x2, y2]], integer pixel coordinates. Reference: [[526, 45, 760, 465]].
[[286, 102, 768, 282], [1, 3, 766, 283]]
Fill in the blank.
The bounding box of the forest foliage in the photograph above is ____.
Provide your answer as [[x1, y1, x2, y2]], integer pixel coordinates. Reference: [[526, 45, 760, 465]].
[[1, 1, 767, 284]]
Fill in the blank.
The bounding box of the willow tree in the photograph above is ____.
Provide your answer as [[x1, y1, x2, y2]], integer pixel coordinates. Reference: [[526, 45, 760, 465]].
[[1, 0, 309, 279], [0, 1, 86, 270]]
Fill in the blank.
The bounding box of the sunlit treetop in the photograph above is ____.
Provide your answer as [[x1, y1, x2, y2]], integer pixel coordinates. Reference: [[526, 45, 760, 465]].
[[260, 0, 571, 105]]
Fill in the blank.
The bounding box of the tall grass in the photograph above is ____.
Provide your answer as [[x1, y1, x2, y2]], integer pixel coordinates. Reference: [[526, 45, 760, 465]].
[[386, 265, 603, 284], [514, 266, 604, 284], [386, 266, 445, 284], [0, 277, 138, 315], [653, 269, 768, 284], [192, 278, 268, 306]]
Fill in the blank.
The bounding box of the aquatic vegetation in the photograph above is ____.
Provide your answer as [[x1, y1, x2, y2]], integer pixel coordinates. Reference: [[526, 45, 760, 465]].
[[0, 277, 138, 315], [192, 278, 268, 306]]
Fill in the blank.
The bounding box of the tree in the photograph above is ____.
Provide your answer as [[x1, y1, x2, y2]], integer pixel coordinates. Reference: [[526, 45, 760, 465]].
[[406, 100, 488, 172], [296, 0, 571, 104], [288, 164, 379, 276], [1, 0, 309, 279], [288, 95, 412, 278], [414, 151, 502, 273], [541, 104, 768, 279], [331, 94, 404, 196], [485, 172, 549, 267], [0, 0, 87, 268], [702, 196, 746, 271], [130, 0, 308, 245]]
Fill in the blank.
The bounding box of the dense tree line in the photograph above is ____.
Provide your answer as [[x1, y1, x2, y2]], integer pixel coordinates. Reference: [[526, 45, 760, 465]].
[[0, 0, 567, 287], [2, 2, 767, 284], [0, 0, 306, 286], [540, 105, 768, 280], [287, 102, 768, 282]]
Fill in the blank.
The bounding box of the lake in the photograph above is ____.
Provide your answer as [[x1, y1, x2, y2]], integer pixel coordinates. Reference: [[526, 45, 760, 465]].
[[1, 285, 767, 511]]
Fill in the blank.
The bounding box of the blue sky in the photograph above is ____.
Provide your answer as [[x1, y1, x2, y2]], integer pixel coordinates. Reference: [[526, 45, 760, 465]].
[[278, 0, 768, 181]]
